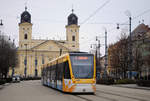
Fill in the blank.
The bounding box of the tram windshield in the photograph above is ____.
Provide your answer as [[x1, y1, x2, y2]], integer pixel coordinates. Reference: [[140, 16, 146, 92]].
[[70, 54, 94, 79]]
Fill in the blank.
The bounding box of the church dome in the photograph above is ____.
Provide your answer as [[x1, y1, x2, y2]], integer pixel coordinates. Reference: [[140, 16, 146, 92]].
[[20, 7, 31, 23], [67, 9, 78, 26]]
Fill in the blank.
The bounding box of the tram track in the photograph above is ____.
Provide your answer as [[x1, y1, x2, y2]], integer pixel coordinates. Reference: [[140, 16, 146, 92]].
[[98, 86, 150, 97], [93, 94, 117, 101], [96, 90, 147, 101], [71, 93, 117, 101], [74, 95, 93, 101], [64, 89, 147, 101]]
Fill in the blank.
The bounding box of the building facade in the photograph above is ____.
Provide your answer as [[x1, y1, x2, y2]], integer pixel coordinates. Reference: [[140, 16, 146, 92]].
[[9, 8, 80, 77], [107, 23, 150, 79]]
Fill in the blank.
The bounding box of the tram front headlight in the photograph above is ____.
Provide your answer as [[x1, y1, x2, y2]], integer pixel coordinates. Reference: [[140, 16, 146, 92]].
[[73, 81, 76, 83], [92, 80, 96, 83]]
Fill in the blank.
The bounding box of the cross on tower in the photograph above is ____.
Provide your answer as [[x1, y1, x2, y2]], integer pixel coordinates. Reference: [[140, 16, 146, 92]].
[[0, 19, 3, 26], [25, 6, 27, 11], [72, 9, 74, 13]]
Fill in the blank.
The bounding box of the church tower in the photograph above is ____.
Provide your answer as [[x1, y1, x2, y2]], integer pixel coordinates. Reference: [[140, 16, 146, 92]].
[[66, 9, 80, 51], [19, 7, 32, 49]]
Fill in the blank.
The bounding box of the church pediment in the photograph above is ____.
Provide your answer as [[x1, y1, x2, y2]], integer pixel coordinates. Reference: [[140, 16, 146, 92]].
[[31, 40, 69, 52]]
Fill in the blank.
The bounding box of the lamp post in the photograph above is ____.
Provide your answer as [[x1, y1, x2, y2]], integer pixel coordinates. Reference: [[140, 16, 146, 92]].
[[104, 29, 108, 78], [96, 36, 101, 79], [12, 39, 15, 77], [24, 44, 27, 78], [128, 16, 132, 79], [60, 48, 62, 56], [35, 50, 38, 77], [124, 10, 132, 79]]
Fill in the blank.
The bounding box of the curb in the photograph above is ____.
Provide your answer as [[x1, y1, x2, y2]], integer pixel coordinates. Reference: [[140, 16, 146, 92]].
[[113, 85, 150, 91]]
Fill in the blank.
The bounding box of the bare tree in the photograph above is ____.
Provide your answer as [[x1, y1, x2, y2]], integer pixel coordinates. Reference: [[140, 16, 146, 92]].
[[0, 35, 18, 79], [133, 45, 143, 79], [108, 33, 128, 79]]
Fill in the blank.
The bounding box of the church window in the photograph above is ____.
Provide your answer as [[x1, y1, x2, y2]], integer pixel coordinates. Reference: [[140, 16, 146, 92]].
[[27, 28, 29, 30], [72, 45, 75, 47], [24, 34, 27, 39], [42, 58, 44, 64], [23, 28, 25, 30], [72, 32, 75, 35], [72, 36, 75, 41], [49, 46, 52, 50], [75, 29, 76, 32]]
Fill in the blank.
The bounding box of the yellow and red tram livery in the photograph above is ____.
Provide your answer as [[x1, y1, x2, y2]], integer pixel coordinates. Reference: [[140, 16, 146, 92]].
[[41, 52, 96, 93]]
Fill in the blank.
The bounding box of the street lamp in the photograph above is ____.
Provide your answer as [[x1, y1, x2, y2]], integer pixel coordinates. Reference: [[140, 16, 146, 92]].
[[95, 36, 101, 80], [60, 48, 62, 56], [24, 44, 27, 78], [104, 29, 108, 78], [35, 50, 38, 77], [12, 39, 15, 77], [125, 10, 132, 79]]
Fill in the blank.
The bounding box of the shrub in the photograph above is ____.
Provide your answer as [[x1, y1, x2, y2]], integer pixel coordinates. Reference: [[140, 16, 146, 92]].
[[137, 80, 150, 87], [6, 78, 12, 83], [0, 79, 6, 85], [21, 77, 41, 81], [115, 79, 136, 84], [97, 78, 114, 85], [0, 78, 12, 85]]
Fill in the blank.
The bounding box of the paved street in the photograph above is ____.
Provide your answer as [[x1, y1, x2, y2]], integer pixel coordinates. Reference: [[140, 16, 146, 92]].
[[0, 80, 150, 101]]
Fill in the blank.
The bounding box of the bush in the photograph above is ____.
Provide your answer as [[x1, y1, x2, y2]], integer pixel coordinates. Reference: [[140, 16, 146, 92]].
[[0, 78, 12, 85], [0, 79, 6, 85], [6, 78, 12, 83], [97, 78, 114, 85], [137, 80, 150, 87], [115, 79, 136, 84], [21, 77, 41, 81]]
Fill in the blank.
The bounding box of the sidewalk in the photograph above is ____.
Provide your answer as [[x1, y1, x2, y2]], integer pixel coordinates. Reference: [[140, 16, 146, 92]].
[[0, 84, 4, 90], [0, 83, 11, 90], [113, 84, 150, 90]]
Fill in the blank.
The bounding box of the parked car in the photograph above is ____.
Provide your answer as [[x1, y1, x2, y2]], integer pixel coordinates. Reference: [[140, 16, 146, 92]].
[[12, 75, 20, 83]]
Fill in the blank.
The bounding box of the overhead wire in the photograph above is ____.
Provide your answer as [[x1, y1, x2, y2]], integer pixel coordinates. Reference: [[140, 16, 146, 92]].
[[80, 8, 150, 49], [79, 0, 111, 47], [80, 0, 110, 26]]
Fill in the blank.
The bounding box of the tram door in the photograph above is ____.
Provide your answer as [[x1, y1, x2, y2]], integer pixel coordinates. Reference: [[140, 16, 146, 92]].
[[63, 61, 71, 79], [55, 61, 58, 88]]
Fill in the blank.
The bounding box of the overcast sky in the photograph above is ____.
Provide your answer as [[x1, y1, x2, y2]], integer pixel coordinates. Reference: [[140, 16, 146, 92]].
[[0, 0, 150, 55]]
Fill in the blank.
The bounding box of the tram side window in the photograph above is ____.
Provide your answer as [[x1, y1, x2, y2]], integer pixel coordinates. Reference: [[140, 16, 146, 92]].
[[46, 68, 48, 78], [64, 61, 71, 79], [48, 67, 51, 79], [51, 65, 56, 80], [50, 66, 53, 81], [49, 66, 51, 81], [57, 63, 63, 80]]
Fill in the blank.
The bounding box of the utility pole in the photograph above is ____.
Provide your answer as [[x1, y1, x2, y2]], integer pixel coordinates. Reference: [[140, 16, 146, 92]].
[[96, 36, 101, 79], [12, 39, 15, 77], [60, 48, 62, 56], [128, 17, 132, 79], [116, 12, 132, 79], [24, 44, 27, 78], [0, 19, 3, 35], [35, 50, 38, 77], [104, 29, 108, 78], [95, 36, 98, 74]]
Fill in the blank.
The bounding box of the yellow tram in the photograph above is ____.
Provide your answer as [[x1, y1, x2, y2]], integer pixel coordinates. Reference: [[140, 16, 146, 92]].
[[41, 52, 96, 93]]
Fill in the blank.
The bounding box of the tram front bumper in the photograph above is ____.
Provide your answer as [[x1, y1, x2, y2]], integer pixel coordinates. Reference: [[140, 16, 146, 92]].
[[72, 84, 96, 93]]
